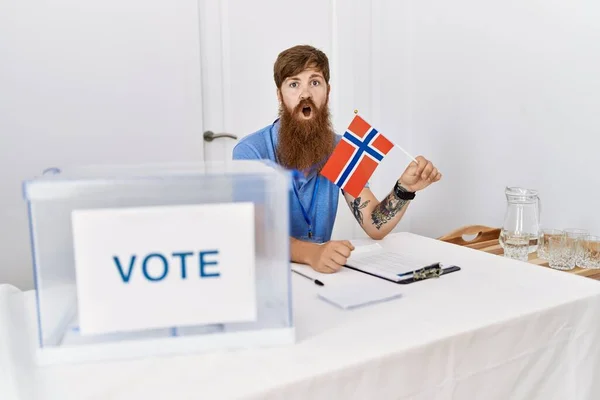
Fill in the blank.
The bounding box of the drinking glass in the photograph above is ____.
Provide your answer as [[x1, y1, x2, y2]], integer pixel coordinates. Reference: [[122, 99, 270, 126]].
[[580, 235, 600, 269], [547, 232, 576, 271], [564, 228, 589, 267], [538, 229, 563, 260]]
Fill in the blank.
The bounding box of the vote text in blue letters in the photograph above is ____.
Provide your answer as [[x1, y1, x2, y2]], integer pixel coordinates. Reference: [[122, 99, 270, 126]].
[[113, 250, 220, 283]]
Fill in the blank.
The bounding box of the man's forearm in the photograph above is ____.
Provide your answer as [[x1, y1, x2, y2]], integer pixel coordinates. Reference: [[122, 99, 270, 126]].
[[369, 189, 410, 236], [290, 237, 319, 265], [348, 186, 410, 240]]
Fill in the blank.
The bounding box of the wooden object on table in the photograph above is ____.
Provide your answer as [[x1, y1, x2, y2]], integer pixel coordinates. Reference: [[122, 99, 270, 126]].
[[439, 225, 600, 280], [438, 225, 501, 250]]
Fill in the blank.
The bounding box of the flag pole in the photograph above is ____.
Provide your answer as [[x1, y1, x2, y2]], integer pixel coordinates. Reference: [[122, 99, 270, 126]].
[[354, 110, 419, 164], [396, 146, 419, 165]]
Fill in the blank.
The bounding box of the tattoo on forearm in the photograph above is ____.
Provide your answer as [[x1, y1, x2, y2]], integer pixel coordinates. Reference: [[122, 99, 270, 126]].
[[349, 197, 370, 225], [371, 192, 408, 229]]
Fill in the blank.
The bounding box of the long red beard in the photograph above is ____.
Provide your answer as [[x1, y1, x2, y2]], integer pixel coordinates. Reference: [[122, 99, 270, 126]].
[[276, 98, 335, 172]]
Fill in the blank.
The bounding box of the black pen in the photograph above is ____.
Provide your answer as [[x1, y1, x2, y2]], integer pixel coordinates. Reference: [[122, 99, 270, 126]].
[[292, 269, 324, 286]]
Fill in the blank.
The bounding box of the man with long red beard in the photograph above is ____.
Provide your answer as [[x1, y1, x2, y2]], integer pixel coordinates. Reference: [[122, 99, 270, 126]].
[[233, 45, 441, 273]]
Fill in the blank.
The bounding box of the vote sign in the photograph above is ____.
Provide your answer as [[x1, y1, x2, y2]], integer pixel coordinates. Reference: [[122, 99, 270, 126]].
[[71, 203, 256, 336]]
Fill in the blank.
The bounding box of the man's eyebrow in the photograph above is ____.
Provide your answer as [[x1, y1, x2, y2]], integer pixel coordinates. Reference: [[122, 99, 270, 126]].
[[284, 74, 323, 83]]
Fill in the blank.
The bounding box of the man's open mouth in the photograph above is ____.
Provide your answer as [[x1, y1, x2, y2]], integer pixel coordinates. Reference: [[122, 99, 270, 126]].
[[301, 106, 312, 118]]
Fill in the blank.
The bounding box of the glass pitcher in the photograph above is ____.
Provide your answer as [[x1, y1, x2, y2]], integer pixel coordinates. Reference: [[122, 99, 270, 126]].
[[500, 187, 541, 255]]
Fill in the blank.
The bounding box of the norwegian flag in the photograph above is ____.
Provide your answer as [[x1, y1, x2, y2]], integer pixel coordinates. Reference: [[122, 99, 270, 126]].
[[320, 115, 394, 198]]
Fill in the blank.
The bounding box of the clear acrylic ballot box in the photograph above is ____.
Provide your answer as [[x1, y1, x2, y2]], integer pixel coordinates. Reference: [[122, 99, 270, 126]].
[[23, 160, 294, 365]]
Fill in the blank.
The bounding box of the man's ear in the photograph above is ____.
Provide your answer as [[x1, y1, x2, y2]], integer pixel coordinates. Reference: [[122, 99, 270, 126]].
[[327, 84, 331, 96], [276, 89, 282, 104]]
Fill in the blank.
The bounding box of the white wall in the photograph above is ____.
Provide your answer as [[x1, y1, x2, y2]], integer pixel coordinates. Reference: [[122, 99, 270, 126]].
[[331, 0, 399, 240], [332, 0, 414, 240], [0, 0, 205, 289], [378, 0, 600, 239], [369, 0, 414, 234], [2, 0, 598, 288]]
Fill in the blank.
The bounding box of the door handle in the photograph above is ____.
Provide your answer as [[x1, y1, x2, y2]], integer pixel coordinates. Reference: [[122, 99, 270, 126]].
[[203, 131, 238, 142]]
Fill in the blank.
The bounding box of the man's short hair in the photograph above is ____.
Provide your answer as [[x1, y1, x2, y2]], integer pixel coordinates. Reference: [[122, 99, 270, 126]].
[[273, 45, 330, 89]]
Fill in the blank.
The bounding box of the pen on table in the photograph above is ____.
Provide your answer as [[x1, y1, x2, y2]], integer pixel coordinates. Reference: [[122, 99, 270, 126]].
[[292, 269, 324, 286]]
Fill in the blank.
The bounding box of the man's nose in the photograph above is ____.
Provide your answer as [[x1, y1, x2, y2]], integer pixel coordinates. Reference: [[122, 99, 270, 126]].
[[300, 88, 311, 100]]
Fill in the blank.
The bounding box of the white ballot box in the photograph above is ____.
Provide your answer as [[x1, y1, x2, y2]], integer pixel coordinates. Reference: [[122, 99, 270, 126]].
[[23, 160, 294, 365]]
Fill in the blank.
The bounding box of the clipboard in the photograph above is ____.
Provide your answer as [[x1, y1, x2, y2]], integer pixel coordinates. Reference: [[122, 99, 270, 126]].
[[343, 263, 461, 285]]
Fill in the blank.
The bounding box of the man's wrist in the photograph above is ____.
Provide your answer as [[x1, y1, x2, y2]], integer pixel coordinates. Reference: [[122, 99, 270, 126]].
[[394, 180, 416, 200], [290, 237, 320, 266], [396, 179, 416, 192], [397, 179, 413, 192]]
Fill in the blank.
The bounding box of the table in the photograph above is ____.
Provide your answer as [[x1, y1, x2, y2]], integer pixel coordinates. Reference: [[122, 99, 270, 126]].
[[3, 232, 600, 400], [457, 231, 600, 280]]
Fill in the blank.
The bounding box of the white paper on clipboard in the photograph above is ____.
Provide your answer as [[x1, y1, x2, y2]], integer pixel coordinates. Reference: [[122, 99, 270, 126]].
[[345, 243, 439, 282]]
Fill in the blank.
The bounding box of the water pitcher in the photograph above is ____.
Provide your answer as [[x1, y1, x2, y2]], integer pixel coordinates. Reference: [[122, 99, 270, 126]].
[[500, 187, 541, 254]]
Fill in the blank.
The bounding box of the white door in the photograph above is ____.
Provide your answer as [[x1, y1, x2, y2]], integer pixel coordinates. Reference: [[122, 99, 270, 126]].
[[0, 0, 205, 289], [197, 0, 371, 241], [198, 0, 336, 161]]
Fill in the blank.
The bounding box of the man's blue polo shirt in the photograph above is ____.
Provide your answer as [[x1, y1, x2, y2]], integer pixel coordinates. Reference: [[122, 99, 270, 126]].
[[232, 119, 341, 243]]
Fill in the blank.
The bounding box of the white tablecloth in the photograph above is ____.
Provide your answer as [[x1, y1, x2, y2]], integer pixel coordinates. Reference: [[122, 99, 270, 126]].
[[3, 232, 600, 399]]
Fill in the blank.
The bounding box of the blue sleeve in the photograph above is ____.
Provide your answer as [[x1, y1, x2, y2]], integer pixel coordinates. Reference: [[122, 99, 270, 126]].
[[232, 142, 261, 160]]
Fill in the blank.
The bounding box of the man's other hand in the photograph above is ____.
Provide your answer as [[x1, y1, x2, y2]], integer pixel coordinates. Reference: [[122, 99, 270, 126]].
[[399, 155, 442, 192], [308, 240, 355, 273]]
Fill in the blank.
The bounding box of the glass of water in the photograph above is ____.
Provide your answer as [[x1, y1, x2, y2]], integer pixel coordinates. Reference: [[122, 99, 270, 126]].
[[580, 235, 600, 269], [564, 228, 589, 267], [547, 232, 576, 270], [538, 229, 564, 260], [503, 232, 529, 262]]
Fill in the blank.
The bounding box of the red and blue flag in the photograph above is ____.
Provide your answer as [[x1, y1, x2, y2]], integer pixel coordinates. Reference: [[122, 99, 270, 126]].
[[320, 115, 394, 198]]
